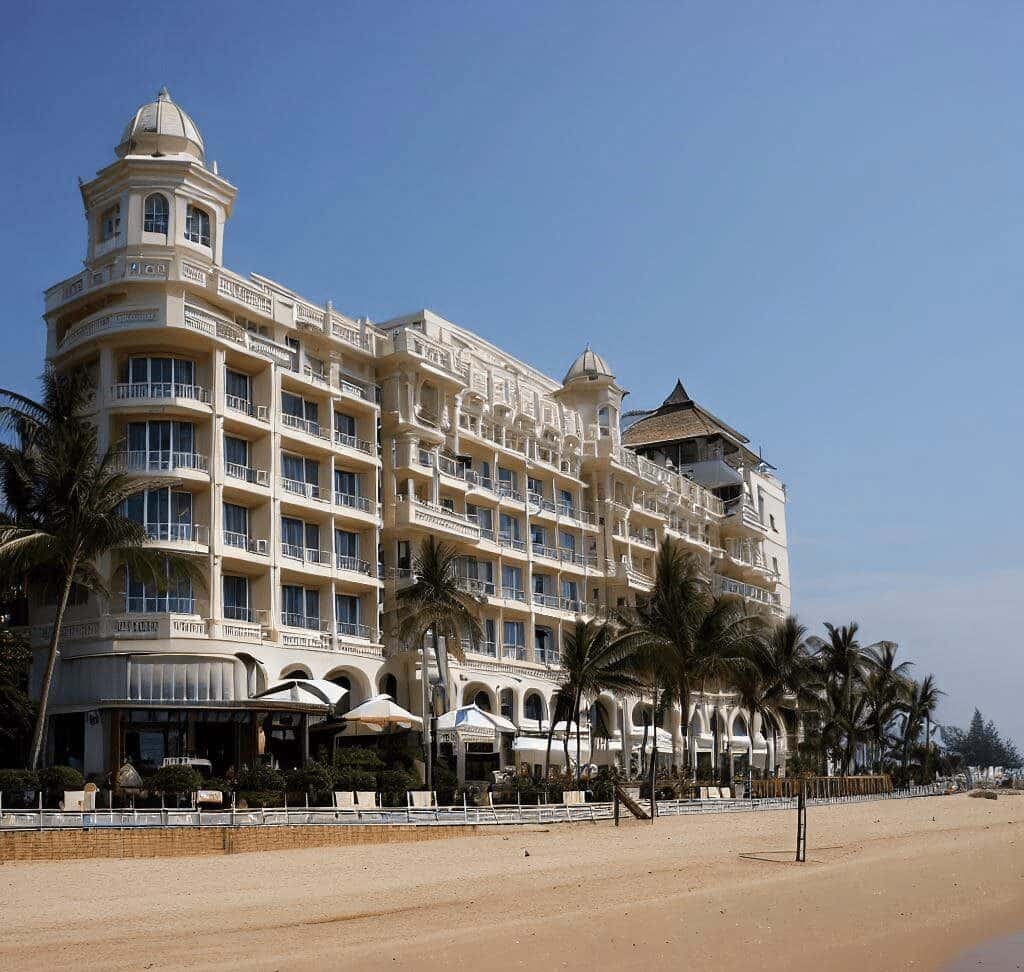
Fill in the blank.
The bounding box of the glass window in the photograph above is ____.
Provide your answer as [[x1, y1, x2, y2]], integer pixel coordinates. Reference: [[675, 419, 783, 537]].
[[281, 517, 303, 552], [143, 194, 169, 234], [335, 530, 359, 559], [499, 513, 519, 539], [100, 204, 120, 242], [223, 435, 248, 468], [334, 412, 356, 437], [397, 540, 411, 570], [222, 575, 249, 621], [559, 530, 576, 552], [335, 594, 360, 624], [334, 469, 359, 496], [185, 205, 211, 246], [225, 369, 251, 406], [223, 503, 248, 539]]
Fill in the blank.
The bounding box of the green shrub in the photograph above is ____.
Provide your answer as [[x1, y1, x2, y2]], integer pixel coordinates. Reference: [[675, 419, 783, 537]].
[[0, 768, 39, 806], [335, 768, 377, 792], [148, 765, 202, 795], [333, 746, 384, 772], [377, 769, 417, 806], [235, 763, 285, 792], [235, 791, 284, 808], [286, 761, 333, 797], [40, 765, 85, 795], [433, 763, 458, 805]]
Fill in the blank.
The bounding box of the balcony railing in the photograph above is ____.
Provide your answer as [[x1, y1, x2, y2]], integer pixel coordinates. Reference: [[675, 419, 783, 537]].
[[334, 491, 373, 513], [456, 576, 495, 597], [499, 533, 526, 552], [224, 462, 269, 486], [465, 639, 497, 657], [113, 382, 210, 404], [496, 482, 524, 502], [336, 554, 371, 574], [225, 394, 268, 421], [223, 606, 269, 624], [144, 523, 208, 544], [532, 592, 561, 610], [120, 451, 208, 474], [501, 586, 527, 602], [712, 574, 775, 605], [124, 595, 196, 614], [282, 543, 332, 566], [502, 644, 526, 661], [281, 613, 326, 631], [281, 413, 330, 441], [333, 430, 373, 454], [531, 542, 560, 561], [281, 478, 325, 502], [223, 531, 268, 555], [336, 621, 372, 640]]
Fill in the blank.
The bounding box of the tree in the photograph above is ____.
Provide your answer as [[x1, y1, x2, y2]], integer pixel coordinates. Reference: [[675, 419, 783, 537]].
[[862, 641, 913, 772], [812, 622, 869, 773], [0, 626, 34, 765], [542, 620, 638, 783], [614, 541, 707, 787], [395, 536, 483, 790], [943, 709, 1022, 769], [0, 368, 203, 770]]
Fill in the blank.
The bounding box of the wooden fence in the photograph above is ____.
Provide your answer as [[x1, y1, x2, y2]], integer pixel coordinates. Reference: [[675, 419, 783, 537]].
[[748, 775, 892, 799]]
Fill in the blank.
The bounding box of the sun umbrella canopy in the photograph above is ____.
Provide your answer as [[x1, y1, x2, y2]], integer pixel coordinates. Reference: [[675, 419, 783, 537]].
[[436, 703, 517, 741], [341, 694, 423, 730], [252, 678, 348, 709]]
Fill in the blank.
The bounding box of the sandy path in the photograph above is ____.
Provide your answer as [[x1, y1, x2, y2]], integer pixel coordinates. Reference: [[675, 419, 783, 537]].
[[1, 794, 1022, 971]]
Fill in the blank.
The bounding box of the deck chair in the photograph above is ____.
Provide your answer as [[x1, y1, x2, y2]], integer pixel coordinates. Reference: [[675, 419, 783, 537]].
[[699, 786, 710, 800], [720, 787, 732, 799], [333, 791, 356, 810], [562, 790, 585, 805], [707, 787, 721, 799], [407, 790, 437, 808], [355, 791, 378, 808]]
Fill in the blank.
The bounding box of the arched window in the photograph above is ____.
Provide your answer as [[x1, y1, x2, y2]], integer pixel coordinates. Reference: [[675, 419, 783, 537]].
[[597, 405, 611, 437], [185, 205, 211, 246], [473, 691, 491, 712], [144, 194, 169, 234], [524, 693, 544, 724], [283, 668, 307, 679], [100, 204, 121, 242], [499, 688, 513, 721], [379, 673, 398, 700]]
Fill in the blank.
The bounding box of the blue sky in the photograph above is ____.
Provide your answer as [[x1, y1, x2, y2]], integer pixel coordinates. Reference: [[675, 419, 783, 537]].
[[2, 3, 1021, 743]]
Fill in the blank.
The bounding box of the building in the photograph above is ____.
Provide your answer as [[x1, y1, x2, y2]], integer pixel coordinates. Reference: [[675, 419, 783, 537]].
[[32, 89, 794, 781]]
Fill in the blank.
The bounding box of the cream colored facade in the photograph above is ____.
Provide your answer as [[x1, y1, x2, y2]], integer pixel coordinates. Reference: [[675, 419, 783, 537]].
[[33, 90, 794, 780]]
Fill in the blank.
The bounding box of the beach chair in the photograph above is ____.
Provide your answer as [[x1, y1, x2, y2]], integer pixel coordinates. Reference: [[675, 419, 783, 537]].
[[406, 791, 438, 821], [563, 789, 585, 805], [333, 791, 356, 810], [355, 791, 378, 809], [707, 787, 721, 799], [720, 787, 732, 799], [699, 786, 709, 800]]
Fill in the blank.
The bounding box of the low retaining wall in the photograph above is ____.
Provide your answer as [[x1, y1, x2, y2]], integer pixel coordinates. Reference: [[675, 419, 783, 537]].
[[0, 822, 485, 863]]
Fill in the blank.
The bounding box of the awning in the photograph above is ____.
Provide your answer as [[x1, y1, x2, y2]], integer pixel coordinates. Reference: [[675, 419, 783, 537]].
[[436, 703, 516, 742], [252, 678, 348, 709]]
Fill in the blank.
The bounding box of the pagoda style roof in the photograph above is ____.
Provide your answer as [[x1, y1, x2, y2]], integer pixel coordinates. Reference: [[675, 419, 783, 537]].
[[622, 378, 751, 451]]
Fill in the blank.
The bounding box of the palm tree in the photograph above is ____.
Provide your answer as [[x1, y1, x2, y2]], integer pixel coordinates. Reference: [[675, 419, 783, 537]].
[[0, 368, 203, 769], [615, 541, 706, 784], [395, 536, 483, 790], [900, 675, 942, 781], [542, 620, 638, 783], [757, 615, 817, 774], [815, 622, 868, 773], [862, 642, 913, 771], [691, 594, 764, 784]]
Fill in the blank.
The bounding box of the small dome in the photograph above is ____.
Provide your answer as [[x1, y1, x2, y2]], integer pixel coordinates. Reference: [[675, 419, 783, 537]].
[[564, 345, 614, 383], [116, 87, 204, 161]]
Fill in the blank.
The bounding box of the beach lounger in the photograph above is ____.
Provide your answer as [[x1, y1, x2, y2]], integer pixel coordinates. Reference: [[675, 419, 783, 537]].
[[407, 790, 437, 808], [355, 791, 378, 809], [333, 791, 356, 809], [699, 787, 710, 800], [720, 787, 732, 799], [562, 790, 585, 805], [707, 787, 721, 799]]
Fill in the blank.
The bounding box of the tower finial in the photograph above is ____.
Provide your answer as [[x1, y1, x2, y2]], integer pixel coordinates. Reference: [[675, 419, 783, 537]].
[[157, 85, 171, 101]]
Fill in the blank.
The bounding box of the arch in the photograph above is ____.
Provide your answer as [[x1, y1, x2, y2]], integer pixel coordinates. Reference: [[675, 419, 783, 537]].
[[499, 687, 515, 722], [589, 698, 615, 737], [99, 203, 120, 242], [418, 380, 440, 423], [185, 204, 211, 246], [280, 664, 311, 680], [473, 691, 492, 712], [688, 707, 708, 736], [631, 701, 653, 728], [235, 652, 268, 696], [378, 673, 399, 700], [143, 193, 169, 234], [323, 666, 372, 705], [730, 712, 749, 738], [462, 682, 495, 713], [523, 691, 545, 724]]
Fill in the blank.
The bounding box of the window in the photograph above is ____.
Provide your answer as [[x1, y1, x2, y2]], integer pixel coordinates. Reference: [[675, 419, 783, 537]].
[[143, 194, 169, 234], [396, 540, 411, 570], [223, 503, 249, 548], [335, 529, 360, 570], [225, 370, 252, 411], [223, 575, 250, 621], [282, 391, 319, 433], [524, 693, 544, 723], [503, 623, 525, 660], [597, 405, 611, 436], [772, 556, 779, 574], [559, 488, 574, 513], [124, 357, 195, 396], [224, 435, 249, 468], [124, 487, 193, 541], [100, 204, 121, 242], [499, 513, 520, 542], [534, 629, 556, 665], [185, 205, 211, 246], [769, 514, 777, 531], [281, 452, 319, 496], [530, 524, 546, 546], [561, 579, 579, 604], [527, 476, 543, 498], [281, 517, 320, 560], [125, 561, 192, 614], [335, 594, 361, 628], [281, 584, 319, 629], [559, 530, 576, 554], [501, 565, 522, 599], [126, 421, 196, 469]]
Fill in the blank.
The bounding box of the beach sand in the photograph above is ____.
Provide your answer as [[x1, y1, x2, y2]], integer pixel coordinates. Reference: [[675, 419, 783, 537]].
[[1, 794, 1021, 971]]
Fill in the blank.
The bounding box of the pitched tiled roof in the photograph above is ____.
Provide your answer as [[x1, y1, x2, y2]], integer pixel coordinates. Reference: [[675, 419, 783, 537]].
[[622, 378, 750, 449]]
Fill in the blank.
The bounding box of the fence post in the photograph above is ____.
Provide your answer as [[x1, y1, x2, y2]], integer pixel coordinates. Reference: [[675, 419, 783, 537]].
[[38, 790, 43, 832], [795, 782, 807, 862], [613, 788, 620, 827]]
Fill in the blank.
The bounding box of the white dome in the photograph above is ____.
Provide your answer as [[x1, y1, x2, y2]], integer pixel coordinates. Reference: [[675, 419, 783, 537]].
[[564, 346, 614, 383], [116, 87, 204, 161]]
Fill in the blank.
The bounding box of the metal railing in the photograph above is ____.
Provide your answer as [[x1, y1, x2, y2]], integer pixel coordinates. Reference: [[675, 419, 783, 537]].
[[334, 430, 373, 454], [113, 382, 210, 404], [224, 395, 268, 421], [223, 532, 268, 555], [224, 462, 268, 485], [144, 523, 208, 544], [120, 451, 209, 473], [334, 491, 372, 512], [281, 478, 324, 501]]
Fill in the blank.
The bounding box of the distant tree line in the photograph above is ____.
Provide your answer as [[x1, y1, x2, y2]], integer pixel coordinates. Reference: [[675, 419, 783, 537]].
[[941, 709, 1022, 769]]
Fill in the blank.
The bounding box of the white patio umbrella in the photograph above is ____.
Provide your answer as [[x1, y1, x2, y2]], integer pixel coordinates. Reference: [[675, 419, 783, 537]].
[[435, 704, 517, 783], [341, 694, 423, 730]]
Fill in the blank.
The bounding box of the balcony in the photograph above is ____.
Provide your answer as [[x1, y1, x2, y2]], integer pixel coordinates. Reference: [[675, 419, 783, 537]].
[[333, 430, 374, 456], [396, 498, 481, 541], [712, 574, 781, 611], [455, 576, 495, 598], [281, 544, 333, 569], [336, 554, 373, 576], [333, 491, 374, 515], [496, 482, 524, 503], [224, 462, 269, 487], [143, 523, 208, 548], [614, 561, 655, 591], [111, 382, 211, 410], [531, 542, 560, 562], [281, 478, 328, 505], [119, 451, 209, 477], [500, 586, 527, 603], [223, 531, 268, 556], [279, 615, 331, 650], [26, 611, 209, 647], [499, 532, 526, 554], [331, 319, 372, 353], [722, 498, 767, 537], [225, 395, 268, 422], [281, 413, 331, 445], [222, 606, 269, 624], [502, 644, 526, 662], [335, 620, 374, 641], [464, 639, 497, 658]]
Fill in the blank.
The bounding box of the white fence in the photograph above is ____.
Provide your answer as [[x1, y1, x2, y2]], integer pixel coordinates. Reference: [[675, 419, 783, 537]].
[[0, 784, 947, 832]]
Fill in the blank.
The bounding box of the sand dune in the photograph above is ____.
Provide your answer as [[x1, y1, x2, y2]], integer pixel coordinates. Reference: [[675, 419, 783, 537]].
[[1, 794, 1021, 971]]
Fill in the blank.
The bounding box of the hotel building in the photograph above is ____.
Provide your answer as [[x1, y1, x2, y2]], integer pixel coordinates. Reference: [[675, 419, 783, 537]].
[[31, 89, 793, 781]]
